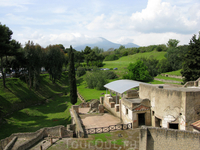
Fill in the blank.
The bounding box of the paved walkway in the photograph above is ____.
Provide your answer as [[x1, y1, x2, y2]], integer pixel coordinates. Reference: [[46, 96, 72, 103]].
[[80, 113, 122, 129]]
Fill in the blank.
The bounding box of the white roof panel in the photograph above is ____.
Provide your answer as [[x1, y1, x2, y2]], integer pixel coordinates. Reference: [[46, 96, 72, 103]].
[[104, 79, 144, 94]]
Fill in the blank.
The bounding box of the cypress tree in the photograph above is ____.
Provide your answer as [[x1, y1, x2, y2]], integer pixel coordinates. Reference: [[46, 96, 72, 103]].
[[68, 45, 77, 104]]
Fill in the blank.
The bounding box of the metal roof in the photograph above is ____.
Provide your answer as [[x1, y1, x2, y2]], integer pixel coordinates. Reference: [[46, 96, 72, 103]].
[[104, 79, 144, 94]]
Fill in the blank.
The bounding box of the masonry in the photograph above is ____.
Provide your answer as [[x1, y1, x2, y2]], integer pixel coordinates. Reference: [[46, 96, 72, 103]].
[[139, 83, 200, 131], [139, 126, 200, 150]]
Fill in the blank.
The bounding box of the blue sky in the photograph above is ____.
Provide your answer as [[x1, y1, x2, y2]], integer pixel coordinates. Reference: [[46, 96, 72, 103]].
[[0, 0, 200, 48]]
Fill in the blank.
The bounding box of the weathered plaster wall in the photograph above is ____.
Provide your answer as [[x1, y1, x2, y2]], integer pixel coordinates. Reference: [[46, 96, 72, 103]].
[[139, 84, 186, 129], [121, 104, 132, 123]]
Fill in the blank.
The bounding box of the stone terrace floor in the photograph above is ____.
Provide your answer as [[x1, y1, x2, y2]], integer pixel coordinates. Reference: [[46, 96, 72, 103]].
[[79, 109, 122, 129]]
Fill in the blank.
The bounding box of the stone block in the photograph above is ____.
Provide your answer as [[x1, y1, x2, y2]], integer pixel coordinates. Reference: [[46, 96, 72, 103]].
[[99, 104, 104, 113]]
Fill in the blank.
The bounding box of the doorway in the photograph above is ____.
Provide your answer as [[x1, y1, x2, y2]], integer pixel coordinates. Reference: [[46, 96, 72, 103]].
[[169, 123, 179, 129], [138, 113, 145, 126]]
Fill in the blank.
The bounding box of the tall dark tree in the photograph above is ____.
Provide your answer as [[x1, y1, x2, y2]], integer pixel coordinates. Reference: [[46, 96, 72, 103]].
[[0, 23, 13, 88], [69, 45, 77, 104], [181, 32, 200, 82], [45, 45, 65, 83]]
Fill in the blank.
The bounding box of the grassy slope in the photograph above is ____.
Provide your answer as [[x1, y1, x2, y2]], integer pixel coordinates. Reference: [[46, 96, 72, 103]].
[[0, 72, 81, 140], [103, 51, 166, 78], [163, 69, 182, 76]]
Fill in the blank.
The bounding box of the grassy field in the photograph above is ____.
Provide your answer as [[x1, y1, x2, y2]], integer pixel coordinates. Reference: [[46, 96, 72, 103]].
[[0, 72, 82, 140], [163, 69, 182, 76], [77, 77, 117, 101], [103, 51, 166, 78]]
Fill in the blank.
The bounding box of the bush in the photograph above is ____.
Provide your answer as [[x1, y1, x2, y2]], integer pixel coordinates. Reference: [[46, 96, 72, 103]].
[[123, 60, 152, 82], [84, 71, 107, 90], [103, 70, 117, 79], [76, 67, 86, 77]]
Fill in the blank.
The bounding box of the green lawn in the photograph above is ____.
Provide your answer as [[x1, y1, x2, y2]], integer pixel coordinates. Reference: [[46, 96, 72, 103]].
[[163, 69, 182, 76], [77, 76, 117, 102]]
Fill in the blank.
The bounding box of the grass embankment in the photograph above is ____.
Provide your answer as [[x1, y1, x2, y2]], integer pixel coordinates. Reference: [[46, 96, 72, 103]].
[[0, 72, 81, 140], [163, 69, 182, 76], [77, 77, 117, 101], [103, 51, 166, 78]]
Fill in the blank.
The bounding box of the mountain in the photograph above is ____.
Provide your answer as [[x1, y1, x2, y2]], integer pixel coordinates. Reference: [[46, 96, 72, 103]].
[[74, 37, 139, 51]]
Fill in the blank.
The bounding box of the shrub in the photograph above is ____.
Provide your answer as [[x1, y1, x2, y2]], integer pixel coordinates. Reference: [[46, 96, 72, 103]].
[[84, 71, 108, 90], [103, 70, 117, 79], [76, 67, 86, 77]]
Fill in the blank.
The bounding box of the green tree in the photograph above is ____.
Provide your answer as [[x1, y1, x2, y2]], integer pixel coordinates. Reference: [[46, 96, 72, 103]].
[[165, 47, 182, 71], [92, 46, 104, 54], [0, 23, 13, 88], [167, 39, 180, 48], [45, 45, 65, 83], [139, 57, 159, 77], [181, 32, 200, 82], [157, 58, 171, 73], [68, 45, 77, 104], [24, 41, 44, 89], [123, 60, 151, 82]]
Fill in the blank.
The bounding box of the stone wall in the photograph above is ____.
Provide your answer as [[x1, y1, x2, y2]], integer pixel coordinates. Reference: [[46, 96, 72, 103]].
[[185, 91, 200, 131], [139, 126, 200, 150], [139, 84, 186, 130], [71, 107, 85, 138], [0, 125, 73, 150], [161, 74, 183, 79], [103, 94, 120, 118]]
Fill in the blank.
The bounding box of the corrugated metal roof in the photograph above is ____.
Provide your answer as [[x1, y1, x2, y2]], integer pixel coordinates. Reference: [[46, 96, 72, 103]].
[[104, 79, 144, 94]]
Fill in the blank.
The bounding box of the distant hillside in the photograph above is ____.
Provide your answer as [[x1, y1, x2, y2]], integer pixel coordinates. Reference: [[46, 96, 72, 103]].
[[74, 37, 139, 51]]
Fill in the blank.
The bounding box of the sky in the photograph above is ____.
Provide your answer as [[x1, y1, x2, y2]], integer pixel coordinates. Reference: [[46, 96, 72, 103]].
[[0, 0, 200, 48]]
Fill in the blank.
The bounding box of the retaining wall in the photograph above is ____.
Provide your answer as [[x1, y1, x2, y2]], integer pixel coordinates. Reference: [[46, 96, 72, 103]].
[[139, 126, 200, 150], [71, 107, 85, 138], [0, 125, 73, 150]]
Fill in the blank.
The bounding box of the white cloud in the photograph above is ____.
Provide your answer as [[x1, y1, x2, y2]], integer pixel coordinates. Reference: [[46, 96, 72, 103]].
[[130, 0, 199, 34]]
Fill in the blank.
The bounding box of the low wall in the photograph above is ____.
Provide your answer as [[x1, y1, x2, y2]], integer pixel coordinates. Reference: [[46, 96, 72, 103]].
[[161, 74, 183, 79], [184, 81, 195, 87], [139, 126, 200, 150], [0, 125, 73, 150], [71, 108, 84, 138], [154, 78, 182, 84]]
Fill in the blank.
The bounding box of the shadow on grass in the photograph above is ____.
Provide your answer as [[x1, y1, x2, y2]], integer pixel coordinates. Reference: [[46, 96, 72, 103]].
[[0, 96, 72, 140]]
